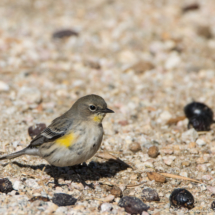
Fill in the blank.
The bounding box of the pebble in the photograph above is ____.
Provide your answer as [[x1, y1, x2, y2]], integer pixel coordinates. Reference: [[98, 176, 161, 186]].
[[28, 123, 46, 139], [142, 188, 160, 202], [0, 81, 9, 91], [13, 181, 24, 190], [52, 193, 77, 206], [100, 203, 113, 212], [197, 164, 208, 172], [110, 186, 122, 198], [118, 196, 149, 214], [163, 156, 176, 166], [207, 186, 215, 194], [129, 142, 141, 153], [180, 172, 188, 177], [148, 146, 159, 158], [0, 178, 13, 193], [188, 142, 196, 148], [165, 54, 181, 70], [181, 161, 190, 167], [196, 139, 206, 146], [25, 179, 39, 188], [202, 175, 213, 181], [159, 111, 172, 122], [181, 129, 198, 143]]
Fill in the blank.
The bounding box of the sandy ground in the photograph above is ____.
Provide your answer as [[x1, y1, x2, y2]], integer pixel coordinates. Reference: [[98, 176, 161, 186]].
[[1, 0, 215, 214]]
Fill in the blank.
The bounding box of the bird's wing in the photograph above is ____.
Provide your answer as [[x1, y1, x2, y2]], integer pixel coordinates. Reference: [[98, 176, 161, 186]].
[[28, 117, 72, 148]]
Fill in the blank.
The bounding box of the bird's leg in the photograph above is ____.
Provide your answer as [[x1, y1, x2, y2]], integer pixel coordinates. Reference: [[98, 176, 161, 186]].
[[47, 165, 67, 188], [74, 168, 94, 189]]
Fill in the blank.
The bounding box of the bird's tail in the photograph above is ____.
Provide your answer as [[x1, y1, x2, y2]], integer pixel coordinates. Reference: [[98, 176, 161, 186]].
[[0, 149, 26, 161]]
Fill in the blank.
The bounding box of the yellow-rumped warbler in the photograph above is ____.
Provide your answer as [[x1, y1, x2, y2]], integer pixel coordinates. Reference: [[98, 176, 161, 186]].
[[0, 94, 114, 185]]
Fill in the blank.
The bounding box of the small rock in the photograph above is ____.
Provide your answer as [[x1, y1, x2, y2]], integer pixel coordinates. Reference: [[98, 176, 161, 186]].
[[0, 81, 9, 91], [207, 186, 215, 194], [52, 29, 79, 39], [197, 164, 208, 172], [148, 146, 159, 158], [159, 111, 172, 122], [100, 203, 113, 212], [197, 25, 213, 39], [129, 142, 141, 153], [202, 175, 213, 181], [180, 172, 188, 177], [125, 61, 154, 74], [142, 212, 149, 215], [196, 139, 206, 147], [0, 178, 13, 193], [188, 142, 196, 148], [147, 172, 166, 183], [118, 120, 129, 126], [13, 180, 24, 190], [29, 196, 50, 202], [181, 161, 190, 167], [142, 188, 160, 202], [170, 188, 194, 209], [163, 156, 176, 166], [181, 129, 198, 143], [165, 54, 181, 70], [52, 193, 77, 206], [28, 123, 46, 139], [110, 186, 122, 198], [25, 179, 39, 188], [118, 196, 149, 214]]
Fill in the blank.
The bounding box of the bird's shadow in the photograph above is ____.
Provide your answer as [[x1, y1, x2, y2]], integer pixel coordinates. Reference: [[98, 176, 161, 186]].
[[4, 159, 130, 184]]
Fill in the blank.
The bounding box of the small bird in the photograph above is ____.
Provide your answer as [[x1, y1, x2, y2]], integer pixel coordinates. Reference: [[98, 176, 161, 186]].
[[0, 94, 114, 185]]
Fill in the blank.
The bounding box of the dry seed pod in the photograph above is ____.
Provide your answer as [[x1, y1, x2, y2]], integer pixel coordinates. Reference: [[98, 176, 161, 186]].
[[148, 146, 159, 158]]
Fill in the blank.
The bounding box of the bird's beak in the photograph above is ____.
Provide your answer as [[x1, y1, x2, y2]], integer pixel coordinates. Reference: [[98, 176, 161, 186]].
[[100, 108, 114, 113]]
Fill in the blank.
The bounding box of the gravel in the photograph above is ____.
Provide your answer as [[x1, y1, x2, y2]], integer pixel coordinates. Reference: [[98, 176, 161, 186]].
[[1, 0, 215, 214]]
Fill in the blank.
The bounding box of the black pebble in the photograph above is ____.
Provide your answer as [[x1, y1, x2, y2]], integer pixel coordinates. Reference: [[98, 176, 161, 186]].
[[0, 178, 13, 194], [211, 201, 215, 211], [142, 188, 160, 202], [52, 29, 79, 39], [184, 102, 214, 131], [118, 196, 149, 214], [52, 193, 77, 206], [28, 123, 46, 139], [170, 188, 194, 209]]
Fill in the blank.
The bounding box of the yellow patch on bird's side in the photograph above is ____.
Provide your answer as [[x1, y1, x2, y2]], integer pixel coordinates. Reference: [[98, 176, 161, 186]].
[[56, 133, 76, 148], [93, 115, 104, 122]]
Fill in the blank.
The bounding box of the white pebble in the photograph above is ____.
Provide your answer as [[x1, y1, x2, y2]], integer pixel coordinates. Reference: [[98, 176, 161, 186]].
[[100, 203, 113, 212], [196, 139, 206, 146], [0, 81, 9, 91]]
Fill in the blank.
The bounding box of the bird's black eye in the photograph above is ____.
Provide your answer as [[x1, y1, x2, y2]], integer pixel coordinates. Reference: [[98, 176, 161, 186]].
[[89, 105, 96, 111]]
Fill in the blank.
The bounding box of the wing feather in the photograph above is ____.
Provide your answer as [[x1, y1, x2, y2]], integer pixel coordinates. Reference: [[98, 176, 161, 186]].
[[28, 118, 72, 148]]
